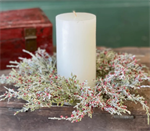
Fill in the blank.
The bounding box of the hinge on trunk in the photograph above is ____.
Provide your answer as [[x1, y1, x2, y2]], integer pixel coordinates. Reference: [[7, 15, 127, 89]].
[[24, 28, 37, 52]]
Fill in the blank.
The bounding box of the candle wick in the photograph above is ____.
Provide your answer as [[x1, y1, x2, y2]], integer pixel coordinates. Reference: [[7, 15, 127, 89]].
[[73, 11, 77, 17]]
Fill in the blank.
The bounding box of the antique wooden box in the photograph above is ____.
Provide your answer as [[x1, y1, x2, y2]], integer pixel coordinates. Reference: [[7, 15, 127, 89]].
[[0, 8, 53, 70], [0, 47, 150, 131]]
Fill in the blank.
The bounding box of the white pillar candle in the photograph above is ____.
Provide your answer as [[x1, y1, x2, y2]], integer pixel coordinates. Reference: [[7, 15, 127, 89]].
[[56, 12, 96, 86]]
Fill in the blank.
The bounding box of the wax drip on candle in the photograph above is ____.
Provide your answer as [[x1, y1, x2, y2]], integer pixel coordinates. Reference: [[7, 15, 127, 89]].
[[73, 11, 77, 17]]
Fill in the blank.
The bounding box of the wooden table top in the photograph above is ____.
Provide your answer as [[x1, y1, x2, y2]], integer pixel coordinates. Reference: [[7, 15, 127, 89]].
[[0, 47, 150, 131]]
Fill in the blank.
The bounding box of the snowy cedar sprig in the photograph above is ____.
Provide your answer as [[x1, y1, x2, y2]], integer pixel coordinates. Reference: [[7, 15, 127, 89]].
[[0, 48, 150, 124]]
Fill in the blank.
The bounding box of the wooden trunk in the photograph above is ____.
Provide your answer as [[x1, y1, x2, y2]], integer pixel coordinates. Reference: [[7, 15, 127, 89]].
[[0, 47, 150, 131], [0, 8, 53, 70]]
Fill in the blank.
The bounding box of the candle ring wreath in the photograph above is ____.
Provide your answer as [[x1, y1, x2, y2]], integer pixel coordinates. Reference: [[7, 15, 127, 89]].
[[0, 48, 150, 124]]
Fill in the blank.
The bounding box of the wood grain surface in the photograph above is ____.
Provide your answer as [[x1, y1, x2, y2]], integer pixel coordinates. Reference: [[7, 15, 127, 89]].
[[0, 47, 150, 131]]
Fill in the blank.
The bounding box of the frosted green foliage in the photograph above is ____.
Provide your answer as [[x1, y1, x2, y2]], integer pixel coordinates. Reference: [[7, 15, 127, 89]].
[[0, 48, 150, 124]]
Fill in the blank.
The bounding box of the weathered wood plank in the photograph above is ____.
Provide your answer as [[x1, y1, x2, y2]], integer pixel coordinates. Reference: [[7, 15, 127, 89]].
[[0, 107, 150, 131]]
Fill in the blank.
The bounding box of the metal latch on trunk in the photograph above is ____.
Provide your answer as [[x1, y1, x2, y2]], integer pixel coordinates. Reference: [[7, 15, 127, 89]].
[[24, 28, 37, 51]]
